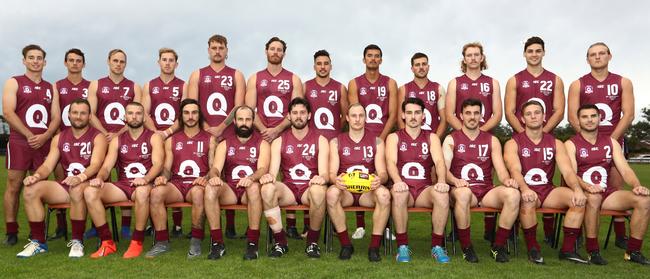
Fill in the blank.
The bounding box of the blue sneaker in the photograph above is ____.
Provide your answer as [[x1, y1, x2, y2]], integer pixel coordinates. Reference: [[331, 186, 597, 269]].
[[396, 245, 411, 262], [84, 227, 97, 239], [431, 245, 450, 263], [121, 226, 131, 240], [16, 240, 48, 258]]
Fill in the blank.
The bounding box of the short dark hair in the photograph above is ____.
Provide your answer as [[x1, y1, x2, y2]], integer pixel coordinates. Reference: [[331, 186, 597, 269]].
[[521, 100, 544, 114], [524, 36, 545, 52], [577, 104, 599, 117], [461, 98, 483, 112], [22, 44, 46, 59], [410, 52, 428, 66], [126, 101, 144, 110], [402, 97, 425, 112], [64, 48, 85, 63], [208, 34, 228, 47], [288, 97, 311, 114], [69, 98, 91, 113], [265, 37, 286, 52], [587, 42, 611, 57], [178, 98, 203, 129], [313, 49, 330, 61], [363, 44, 382, 57]]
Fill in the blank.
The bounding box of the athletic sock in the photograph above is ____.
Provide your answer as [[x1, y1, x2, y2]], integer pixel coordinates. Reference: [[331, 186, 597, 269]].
[[246, 228, 260, 244], [356, 212, 366, 228], [29, 221, 46, 243], [155, 229, 169, 242], [457, 227, 472, 249], [210, 229, 223, 244], [132, 229, 145, 242], [627, 237, 643, 254], [542, 214, 555, 238], [338, 230, 352, 246], [6, 222, 18, 234], [369, 234, 382, 249], [396, 232, 408, 247], [431, 232, 444, 247], [71, 219, 86, 241], [96, 223, 112, 241], [56, 209, 67, 230], [523, 224, 541, 251], [172, 210, 182, 228], [273, 231, 288, 246], [614, 220, 626, 238], [306, 229, 320, 244], [191, 228, 204, 240], [287, 215, 296, 228], [121, 215, 131, 228], [484, 213, 496, 235], [560, 227, 580, 253], [494, 226, 511, 247], [586, 237, 600, 253], [225, 210, 235, 230]]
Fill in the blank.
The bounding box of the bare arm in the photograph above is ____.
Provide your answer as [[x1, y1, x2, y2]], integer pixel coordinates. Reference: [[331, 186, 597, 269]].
[[244, 74, 266, 131], [442, 135, 458, 183], [435, 84, 448, 138], [30, 135, 61, 180], [141, 81, 157, 132], [503, 139, 528, 190], [96, 137, 119, 181], [374, 138, 388, 184], [567, 80, 581, 133], [611, 138, 642, 188], [317, 135, 330, 183], [445, 79, 462, 130], [82, 134, 108, 180], [209, 141, 227, 178], [251, 140, 271, 182], [610, 77, 634, 140], [379, 79, 398, 141], [87, 80, 108, 134], [161, 137, 173, 179], [384, 133, 401, 183], [339, 84, 349, 128], [490, 136, 512, 184], [397, 85, 406, 129], [267, 137, 282, 177], [504, 76, 524, 133], [328, 138, 341, 182], [430, 134, 446, 183], [2, 78, 33, 138], [347, 79, 359, 105], [555, 139, 582, 192], [542, 75, 565, 133], [480, 79, 502, 132], [142, 133, 164, 184]]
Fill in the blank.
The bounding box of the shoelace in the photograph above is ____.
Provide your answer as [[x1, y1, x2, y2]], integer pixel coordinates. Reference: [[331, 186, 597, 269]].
[[273, 244, 284, 253], [67, 241, 83, 248], [432, 247, 446, 258], [23, 241, 39, 250]]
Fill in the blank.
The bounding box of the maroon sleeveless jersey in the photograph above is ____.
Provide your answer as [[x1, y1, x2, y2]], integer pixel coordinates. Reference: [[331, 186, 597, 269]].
[[56, 77, 90, 131], [223, 131, 264, 183], [396, 129, 433, 188], [96, 77, 136, 133], [579, 73, 623, 136], [148, 76, 184, 130], [454, 74, 494, 125], [337, 130, 377, 175], [570, 133, 613, 189], [198, 65, 238, 139], [10, 75, 53, 141], [255, 68, 294, 129], [304, 78, 342, 140], [514, 69, 557, 125], [280, 128, 321, 186], [58, 127, 100, 178], [449, 130, 493, 187], [115, 129, 155, 182], [355, 74, 391, 138], [169, 130, 211, 181], [404, 80, 441, 131], [512, 132, 556, 188]]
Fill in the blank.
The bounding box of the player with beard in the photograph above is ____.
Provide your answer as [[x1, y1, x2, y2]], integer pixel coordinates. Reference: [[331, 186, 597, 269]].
[[16, 99, 106, 258], [203, 105, 269, 260], [84, 102, 163, 258], [3, 44, 61, 246], [146, 99, 217, 259], [259, 97, 329, 258]]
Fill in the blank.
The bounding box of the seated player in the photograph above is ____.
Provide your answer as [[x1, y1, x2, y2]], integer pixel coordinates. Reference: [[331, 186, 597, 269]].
[[16, 99, 107, 258], [84, 102, 164, 258], [326, 103, 391, 262], [203, 105, 268, 260], [566, 104, 650, 265], [443, 98, 520, 263], [386, 97, 450, 263], [259, 98, 329, 258], [145, 99, 216, 259], [504, 100, 587, 264]]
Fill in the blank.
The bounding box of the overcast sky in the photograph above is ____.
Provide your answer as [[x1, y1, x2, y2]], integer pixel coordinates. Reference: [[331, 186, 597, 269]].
[[1, 0, 648, 123]]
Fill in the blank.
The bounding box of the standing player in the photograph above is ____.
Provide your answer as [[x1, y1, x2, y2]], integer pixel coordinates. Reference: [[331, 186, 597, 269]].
[[347, 44, 397, 238], [2, 44, 61, 246], [203, 105, 268, 260], [566, 104, 650, 265], [504, 100, 588, 264], [16, 99, 106, 258], [146, 99, 216, 259], [326, 103, 391, 262], [443, 98, 520, 263], [84, 102, 163, 258], [567, 42, 635, 248], [398, 53, 447, 139], [387, 97, 450, 263], [259, 98, 329, 258]]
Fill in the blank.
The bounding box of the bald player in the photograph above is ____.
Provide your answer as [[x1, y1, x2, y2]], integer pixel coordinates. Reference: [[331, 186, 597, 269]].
[[3, 44, 60, 246], [568, 42, 635, 248]]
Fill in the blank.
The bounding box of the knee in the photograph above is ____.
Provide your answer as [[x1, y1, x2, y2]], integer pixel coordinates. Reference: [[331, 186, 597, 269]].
[[191, 189, 204, 207], [326, 188, 341, 207], [83, 187, 99, 202], [375, 188, 391, 207], [519, 201, 536, 213], [260, 183, 276, 200], [69, 188, 84, 203], [432, 192, 450, 208], [149, 189, 164, 205], [505, 188, 521, 206], [452, 188, 471, 204], [246, 184, 261, 202], [586, 193, 602, 208], [390, 190, 408, 207], [636, 196, 650, 211], [134, 189, 150, 205], [309, 186, 326, 203], [22, 186, 38, 201]]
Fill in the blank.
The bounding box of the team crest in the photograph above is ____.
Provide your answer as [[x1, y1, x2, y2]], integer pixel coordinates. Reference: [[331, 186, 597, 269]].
[[22, 86, 32, 94], [460, 83, 469, 91], [101, 86, 110, 94], [360, 88, 367, 96], [203, 75, 211, 83], [260, 79, 268, 87], [60, 88, 68, 95], [585, 85, 593, 94], [286, 145, 294, 154], [522, 81, 530, 88], [152, 87, 160, 95], [227, 147, 235, 156], [408, 92, 416, 98], [522, 148, 530, 157], [458, 144, 466, 153], [175, 142, 183, 151], [62, 143, 71, 153], [342, 147, 351, 156], [579, 148, 588, 158], [310, 90, 318, 98], [120, 145, 128, 154], [399, 142, 407, 152]]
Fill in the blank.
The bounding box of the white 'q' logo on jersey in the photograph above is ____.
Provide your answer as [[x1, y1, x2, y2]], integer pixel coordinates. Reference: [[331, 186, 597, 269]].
[[523, 168, 549, 186], [124, 163, 147, 179], [177, 160, 200, 178], [314, 107, 335, 130], [288, 163, 312, 181], [25, 104, 49, 129], [346, 165, 369, 174], [62, 104, 72, 127], [460, 163, 484, 182], [422, 109, 433, 130], [263, 95, 284, 118], [207, 93, 228, 116], [401, 162, 425, 179], [365, 104, 384, 124], [154, 103, 176, 125], [583, 166, 608, 188], [104, 102, 125, 125], [66, 163, 86, 177], [232, 165, 254, 180]]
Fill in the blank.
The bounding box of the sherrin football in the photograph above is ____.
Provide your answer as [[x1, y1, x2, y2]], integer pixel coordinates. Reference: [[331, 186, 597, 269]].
[[342, 171, 375, 193]]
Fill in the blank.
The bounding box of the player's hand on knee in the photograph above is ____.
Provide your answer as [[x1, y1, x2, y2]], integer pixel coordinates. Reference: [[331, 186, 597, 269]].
[[154, 176, 168, 187], [23, 174, 40, 186], [521, 189, 537, 203], [208, 177, 223, 187], [89, 178, 104, 188], [504, 178, 518, 189], [370, 175, 381, 190], [572, 189, 587, 207], [62, 176, 82, 187], [105, 132, 116, 142], [334, 175, 347, 191], [259, 174, 275, 185], [131, 178, 148, 187], [309, 175, 326, 186], [433, 182, 450, 193], [454, 178, 469, 188], [237, 177, 254, 188], [584, 183, 604, 194], [193, 176, 208, 187], [393, 181, 408, 192], [633, 186, 650, 196]]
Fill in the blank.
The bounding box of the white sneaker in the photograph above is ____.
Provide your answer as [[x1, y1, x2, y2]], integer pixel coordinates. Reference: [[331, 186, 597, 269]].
[[67, 240, 84, 258], [352, 227, 366, 239], [16, 240, 48, 258]]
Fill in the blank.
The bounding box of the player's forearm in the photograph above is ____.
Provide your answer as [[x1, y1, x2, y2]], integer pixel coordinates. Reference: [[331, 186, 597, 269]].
[[207, 167, 221, 179], [90, 117, 108, 134], [506, 113, 524, 133], [379, 118, 395, 140], [249, 168, 268, 182], [386, 165, 402, 184], [4, 112, 33, 138], [543, 111, 564, 133], [446, 116, 462, 130], [445, 171, 458, 184], [253, 114, 266, 131], [611, 115, 634, 140], [479, 118, 499, 132], [144, 165, 163, 184]]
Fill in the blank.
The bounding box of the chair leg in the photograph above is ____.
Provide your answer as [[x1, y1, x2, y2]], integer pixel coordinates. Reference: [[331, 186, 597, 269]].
[[603, 216, 615, 250], [110, 207, 119, 242], [323, 213, 329, 252], [450, 210, 456, 255], [553, 214, 564, 249], [45, 207, 53, 241]]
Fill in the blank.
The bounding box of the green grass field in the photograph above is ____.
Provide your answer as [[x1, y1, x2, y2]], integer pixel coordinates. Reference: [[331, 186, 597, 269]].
[[1, 156, 649, 278]]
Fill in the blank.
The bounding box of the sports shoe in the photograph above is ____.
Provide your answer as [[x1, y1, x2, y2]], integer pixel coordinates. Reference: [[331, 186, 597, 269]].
[[3, 233, 18, 246], [48, 227, 67, 241], [305, 242, 321, 258], [528, 247, 544, 264], [121, 226, 131, 240], [225, 227, 237, 239], [431, 246, 450, 263], [123, 240, 143, 259], [207, 242, 226, 260], [352, 227, 366, 239], [67, 240, 84, 258], [269, 243, 288, 258], [558, 250, 589, 264], [396, 245, 411, 262], [145, 241, 171, 258], [491, 245, 509, 263], [286, 226, 302, 240], [243, 242, 258, 260], [462, 246, 479, 263], [624, 251, 650, 265], [368, 247, 381, 262], [339, 245, 354, 260], [90, 240, 117, 258], [588, 251, 608, 265], [615, 236, 628, 250], [16, 240, 48, 258], [171, 226, 183, 238], [187, 237, 202, 259], [83, 228, 97, 239]]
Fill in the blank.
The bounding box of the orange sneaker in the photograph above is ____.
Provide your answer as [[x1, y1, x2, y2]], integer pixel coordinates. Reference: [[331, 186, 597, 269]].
[[123, 240, 143, 259], [90, 240, 117, 258]]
